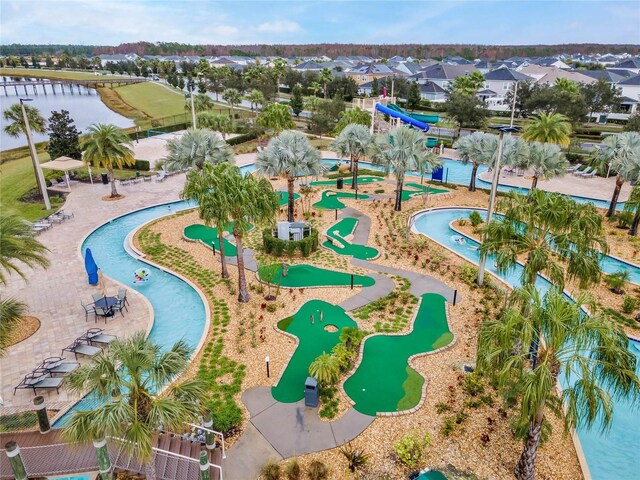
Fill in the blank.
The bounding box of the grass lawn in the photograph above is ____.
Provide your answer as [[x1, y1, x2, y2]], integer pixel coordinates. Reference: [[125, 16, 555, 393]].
[[110, 82, 186, 119], [0, 67, 122, 81]]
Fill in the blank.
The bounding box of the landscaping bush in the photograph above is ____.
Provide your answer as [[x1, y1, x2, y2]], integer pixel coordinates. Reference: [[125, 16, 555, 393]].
[[460, 265, 478, 286], [340, 443, 370, 473], [469, 210, 483, 227], [622, 295, 637, 314], [261, 460, 281, 480], [262, 228, 319, 258], [605, 270, 630, 294], [462, 373, 485, 397], [133, 159, 150, 171], [307, 461, 329, 480], [394, 430, 431, 467], [284, 459, 301, 480], [226, 131, 261, 146], [209, 401, 243, 435]]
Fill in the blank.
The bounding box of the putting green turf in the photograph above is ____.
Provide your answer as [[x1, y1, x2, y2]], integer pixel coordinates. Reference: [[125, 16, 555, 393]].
[[276, 191, 301, 207], [312, 190, 370, 210], [272, 300, 357, 402], [401, 183, 448, 201], [311, 176, 383, 187], [343, 293, 453, 415], [323, 217, 379, 260], [258, 264, 375, 288], [183, 223, 247, 256]]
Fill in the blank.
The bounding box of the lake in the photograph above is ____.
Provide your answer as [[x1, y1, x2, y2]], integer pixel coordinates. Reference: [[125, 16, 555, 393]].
[[0, 77, 134, 151]]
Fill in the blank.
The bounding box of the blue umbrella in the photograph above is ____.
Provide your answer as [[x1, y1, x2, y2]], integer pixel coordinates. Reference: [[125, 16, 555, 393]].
[[84, 248, 99, 285]]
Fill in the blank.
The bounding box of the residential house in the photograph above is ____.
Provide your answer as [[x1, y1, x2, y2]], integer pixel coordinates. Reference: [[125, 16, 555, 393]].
[[581, 69, 628, 86], [99, 53, 138, 66], [517, 65, 596, 85], [482, 68, 534, 105], [617, 74, 640, 104], [410, 63, 478, 90], [529, 57, 571, 69], [346, 63, 397, 85], [388, 61, 423, 76], [609, 58, 640, 75]]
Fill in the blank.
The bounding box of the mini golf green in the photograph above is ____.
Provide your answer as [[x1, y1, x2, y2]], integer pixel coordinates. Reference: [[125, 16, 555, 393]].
[[312, 190, 370, 210], [323, 217, 379, 260], [258, 264, 375, 288], [183, 223, 240, 256], [276, 191, 301, 207], [401, 183, 448, 201], [311, 176, 383, 187], [417, 471, 448, 480], [272, 300, 357, 402], [343, 294, 453, 415]]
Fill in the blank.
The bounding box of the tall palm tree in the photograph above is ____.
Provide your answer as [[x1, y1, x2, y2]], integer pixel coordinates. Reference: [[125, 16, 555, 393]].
[[222, 88, 242, 115], [271, 58, 288, 102], [590, 132, 640, 217], [521, 112, 572, 147], [256, 131, 321, 222], [320, 68, 333, 99], [219, 166, 279, 302], [451, 71, 485, 96], [309, 352, 340, 386], [480, 190, 607, 291], [82, 124, 134, 198], [256, 103, 295, 137], [163, 128, 233, 172], [370, 126, 442, 211], [186, 94, 215, 113], [63, 332, 207, 480], [525, 142, 569, 189], [454, 131, 497, 191], [477, 286, 639, 480], [182, 163, 232, 278], [330, 124, 373, 190], [248, 89, 265, 113], [195, 112, 233, 140]]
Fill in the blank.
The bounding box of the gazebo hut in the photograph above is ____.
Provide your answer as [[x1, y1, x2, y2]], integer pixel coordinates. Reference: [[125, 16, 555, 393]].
[[40, 156, 91, 191]]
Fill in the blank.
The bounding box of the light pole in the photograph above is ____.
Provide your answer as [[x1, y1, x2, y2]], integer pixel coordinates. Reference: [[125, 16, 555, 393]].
[[476, 125, 520, 287], [265, 356, 270, 378], [187, 79, 197, 128], [20, 98, 50, 210]]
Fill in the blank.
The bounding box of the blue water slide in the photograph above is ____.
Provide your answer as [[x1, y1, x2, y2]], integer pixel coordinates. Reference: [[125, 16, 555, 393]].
[[375, 103, 430, 131]]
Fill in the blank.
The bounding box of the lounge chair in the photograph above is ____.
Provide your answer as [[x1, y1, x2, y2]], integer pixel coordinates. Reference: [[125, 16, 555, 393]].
[[155, 171, 166, 182], [567, 163, 583, 172], [143, 175, 152, 182], [62, 340, 101, 359], [576, 167, 594, 177], [79, 328, 117, 346], [581, 169, 597, 178], [14, 372, 64, 395], [37, 357, 80, 376], [81, 300, 96, 322]]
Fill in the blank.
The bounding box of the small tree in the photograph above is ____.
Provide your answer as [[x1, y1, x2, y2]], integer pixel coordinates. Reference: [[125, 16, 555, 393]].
[[222, 88, 242, 115], [248, 89, 265, 113], [257, 103, 295, 137], [407, 82, 421, 110], [371, 77, 380, 97], [290, 85, 304, 117], [445, 92, 489, 130], [333, 107, 371, 135], [309, 352, 340, 386], [47, 110, 81, 160], [196, 112, 234, 140]]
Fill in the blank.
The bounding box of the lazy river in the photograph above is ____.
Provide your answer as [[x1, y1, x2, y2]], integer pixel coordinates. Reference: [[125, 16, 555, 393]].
[[411, 207, 639, 480]]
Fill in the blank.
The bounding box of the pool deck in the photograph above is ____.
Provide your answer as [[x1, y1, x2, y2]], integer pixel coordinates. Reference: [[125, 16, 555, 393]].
[[0, 175, 186, 411]]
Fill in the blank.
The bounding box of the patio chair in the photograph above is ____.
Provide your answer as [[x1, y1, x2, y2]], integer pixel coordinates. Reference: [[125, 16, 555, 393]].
[[117, 288, 130, 307], [120, 179, 130, 186], [60, 211, 74, 219], [581, 169, 597, 178], [572, 166, 591, 176], [14, 372, 64, 395], [62, 340, 102, 360], [575, 167, 594, 177], [111, 299, 126, 317], [79, 328, 117, 346], [156, 171, 166, 182], [567, 163, 583, 172], [47, 214, 65, 223], [36, 357, 80, 376], [92, 292, 105, 303], [94, 306, 112, 323], [81, 300, 96, 322]]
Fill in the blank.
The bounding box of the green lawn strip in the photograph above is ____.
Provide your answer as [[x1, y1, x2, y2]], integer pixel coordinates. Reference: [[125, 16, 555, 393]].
[[343, 293, 453, 415], [272, 300, 357, 402], [258, 264, 375, 288], [183, 223, 252, 257], [112, 82, 186, 118], [312, 190, 370, 210], [323, 217, 379, 260], [401, 183, 449, 201], [396, 366, 424, 411], [276, 190, 301, 207], [311, 176, 383, 187]]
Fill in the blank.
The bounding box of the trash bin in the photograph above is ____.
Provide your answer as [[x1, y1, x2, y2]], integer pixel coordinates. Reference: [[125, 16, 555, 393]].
[[336, 177, 344, 190], [304, 377, 319, 407], [101, 173, 109, 185], [136, 171, 141, 178]]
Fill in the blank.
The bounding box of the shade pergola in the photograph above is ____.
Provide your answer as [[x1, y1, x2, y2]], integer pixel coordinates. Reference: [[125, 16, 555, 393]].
[[40, 156, 89, 191]]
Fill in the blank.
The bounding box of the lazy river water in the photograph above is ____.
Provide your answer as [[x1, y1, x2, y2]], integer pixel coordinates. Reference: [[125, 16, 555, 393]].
[[412, 207, 639, 480]]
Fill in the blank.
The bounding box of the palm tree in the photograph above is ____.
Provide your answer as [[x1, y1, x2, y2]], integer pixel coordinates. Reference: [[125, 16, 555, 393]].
[[83, 123, 135, 198], [590, 132, 640, 217], [521, 112, 572, 147], [219, 166, 279, 302], [257, 103, 295, 137], [182, 163, 233, 278], [480, 190, 607, 291], [309, 82, 322, 98], [334, 107, 371, 135], [0, 214, 50, 285], [63, 332, 207, 480], [186, 94, 215, 113], [0, 298, 28, 357], [222, 88, 242, 115], [451, 71, 485, 96], [454, 131, 497, 191], [256, 130, 322, 221], [525, 142, 569, 189], [163, 128, 233, 172], [330, 124, 373, 190], [370, 126, 442, 211], [195, 112, 234, 140], [271, 58, 288, 102], [248, 89, 265, 113], [309, 352, 340, 385], [477, 286, 640, 480], [624, 186, 640, 236], [320, 68, 333, 99]]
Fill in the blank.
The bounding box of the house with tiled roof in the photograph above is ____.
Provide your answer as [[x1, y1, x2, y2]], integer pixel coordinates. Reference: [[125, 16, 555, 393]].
[[389, 61, 423, 76], [482, 68, 534, 104], [610, 58, 640, 75], [410, 63, 478, 90], [517, 65, 596, 85], [346, 63, 396, 85], [617, 74, 640, 105], [581, 70, 628, 86]]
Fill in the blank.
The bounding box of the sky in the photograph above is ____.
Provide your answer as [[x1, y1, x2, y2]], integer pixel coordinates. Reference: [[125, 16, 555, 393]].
[[1, 0, 639, 46]]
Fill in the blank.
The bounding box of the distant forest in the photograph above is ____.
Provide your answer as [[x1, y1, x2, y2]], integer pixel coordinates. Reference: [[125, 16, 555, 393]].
[[1, 42, 639, 59]]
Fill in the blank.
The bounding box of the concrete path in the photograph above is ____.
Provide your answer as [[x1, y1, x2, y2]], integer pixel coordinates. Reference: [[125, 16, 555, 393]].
[[222, 423, 282, 478]]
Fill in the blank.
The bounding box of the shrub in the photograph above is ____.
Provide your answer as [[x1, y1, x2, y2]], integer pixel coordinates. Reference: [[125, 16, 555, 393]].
[[605, 270, 630, 294], [462, 373, 485, 397], [460, 265, 478, 286], [263, 228, 319, 258], [210, 401, 243, 434], [226, 131, 261, 146], [622, 295, 637, 314], [435, 402, 451, 413], [469, 210, 483, 227], [261, 460, 281, 480], [374, 188, 385, 194], [614, 211, 634, 228], [285, 459, 301, 480], [340, 443, 370, 473], [133, 159, 150, 171], [307, 460, 329, 480], [394, 430, 431, 467]]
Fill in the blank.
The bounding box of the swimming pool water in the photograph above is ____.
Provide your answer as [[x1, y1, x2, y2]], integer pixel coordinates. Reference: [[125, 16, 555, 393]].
[[412, 207, 639, 480]]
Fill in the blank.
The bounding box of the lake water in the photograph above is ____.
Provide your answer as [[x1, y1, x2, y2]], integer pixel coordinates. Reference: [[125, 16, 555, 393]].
[[0, 77, 133, 151]]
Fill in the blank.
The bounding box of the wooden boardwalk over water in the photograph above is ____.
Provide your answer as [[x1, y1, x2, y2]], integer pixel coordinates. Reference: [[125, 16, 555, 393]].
[[1, 78, 147, 95]]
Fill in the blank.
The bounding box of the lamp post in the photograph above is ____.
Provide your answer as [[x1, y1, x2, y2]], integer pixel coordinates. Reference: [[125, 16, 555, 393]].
[[477, 125, 520, 287], [187, 79, 197, 128], [265, 356, 270, 378], [20, 98, 51, 210]]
